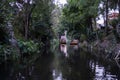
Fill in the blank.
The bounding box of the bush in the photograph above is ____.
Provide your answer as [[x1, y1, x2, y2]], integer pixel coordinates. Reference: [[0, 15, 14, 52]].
[[0, 45, 19, 63], [0, 40, 43, 63], [80, 34, 87, 42], [109, 19, 118, 28], [17, 40, 41, 56]]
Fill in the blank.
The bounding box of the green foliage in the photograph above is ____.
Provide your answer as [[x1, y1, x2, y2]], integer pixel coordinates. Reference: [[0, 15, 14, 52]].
[[31, 0, 54, 41], [60, 0, 100, 39], [0, 45, 19, 62], [80, 34, 87, 41], [0, 0, 13, 44], [18, 40, 41, 55], [0, 0, 20, 63], [0, 0, 54, 63], [51, 38, 59, 51], [0, 27, 9, 44], [31, 22, 53, 39], [108, 0, 118, 9], [17, 40, 45, 65], [109, 19, 118, 28]]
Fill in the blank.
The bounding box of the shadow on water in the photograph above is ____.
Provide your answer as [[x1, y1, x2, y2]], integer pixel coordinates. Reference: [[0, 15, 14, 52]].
[[0, 44, 120, 80]]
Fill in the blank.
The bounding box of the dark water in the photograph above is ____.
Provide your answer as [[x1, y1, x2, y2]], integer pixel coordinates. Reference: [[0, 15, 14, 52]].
[[0, 44, 120, 80]]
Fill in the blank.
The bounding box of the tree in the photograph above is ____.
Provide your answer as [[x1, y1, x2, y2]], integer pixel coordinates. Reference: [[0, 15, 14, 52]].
[[12, 0, 36, 39], [0, 0, 20, 54], [61, 0, 100, 40], [12, 0, 54, 41], [105, 0, 108, 35]]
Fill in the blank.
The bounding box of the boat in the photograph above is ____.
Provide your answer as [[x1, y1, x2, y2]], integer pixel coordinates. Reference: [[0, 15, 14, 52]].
[[60, 39, 66, 44], [60, 30, 67, 44], [70, 40, 79, 45]]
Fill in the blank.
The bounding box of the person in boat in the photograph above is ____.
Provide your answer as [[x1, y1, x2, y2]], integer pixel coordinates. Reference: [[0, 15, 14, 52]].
[[70, 39, 79, 45], [60, 34, 66, 44], [60, 31, 67, 44]]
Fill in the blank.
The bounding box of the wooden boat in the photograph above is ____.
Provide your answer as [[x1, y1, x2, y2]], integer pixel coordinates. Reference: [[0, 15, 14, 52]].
[[60, 39, 66, 44], [60, 30, 67, 44], [70, 40, 79, 45]]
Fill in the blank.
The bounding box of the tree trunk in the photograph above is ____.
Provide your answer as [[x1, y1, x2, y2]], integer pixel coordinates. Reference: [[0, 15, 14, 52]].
[[93, 18, 97, 31], [89, 17, 93, 32], [25, 13, 29, 40], [24, 1, 35, 40], [118, 0, 120, 15], [24, 2, 29, 40], [105, 0, 108, 35]]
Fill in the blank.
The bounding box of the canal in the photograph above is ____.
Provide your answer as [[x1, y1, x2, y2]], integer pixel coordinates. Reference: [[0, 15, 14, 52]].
[[0, 44, 120, 80]]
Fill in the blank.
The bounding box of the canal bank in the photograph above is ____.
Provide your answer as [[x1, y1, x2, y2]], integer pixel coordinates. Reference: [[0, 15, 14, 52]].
[[79, 33, 120, 69], [0, 44, 120, 80]]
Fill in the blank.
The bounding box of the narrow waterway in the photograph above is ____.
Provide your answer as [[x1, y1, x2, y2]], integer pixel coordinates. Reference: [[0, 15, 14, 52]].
[[0, 44, 120, 80]]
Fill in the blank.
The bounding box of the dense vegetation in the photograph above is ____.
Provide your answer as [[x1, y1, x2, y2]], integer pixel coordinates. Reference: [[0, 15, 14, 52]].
[[0, 0, 120, 64], [0, 0, 54, 63], [53, 0, 120, 60], [59, 0, 120, 42]]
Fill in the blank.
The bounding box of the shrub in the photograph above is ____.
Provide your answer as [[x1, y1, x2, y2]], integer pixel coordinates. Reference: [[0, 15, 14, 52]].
[[109, 19, 118, 28], [80, 34, 87, 42], [17, 40, 41, 56], [0, 45, 19, 63]]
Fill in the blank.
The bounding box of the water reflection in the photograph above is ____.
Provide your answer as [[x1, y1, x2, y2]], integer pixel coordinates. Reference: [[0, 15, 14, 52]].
[[0, 45, 120, 80], [60, 44, 80, 57], [60, 44, 68, 57], [52, 70, 62, 80], [90, 59, 120, 80], [59, 45, 120, 80], [94, 64, 117, 80], [69, 45, 79, 50]]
